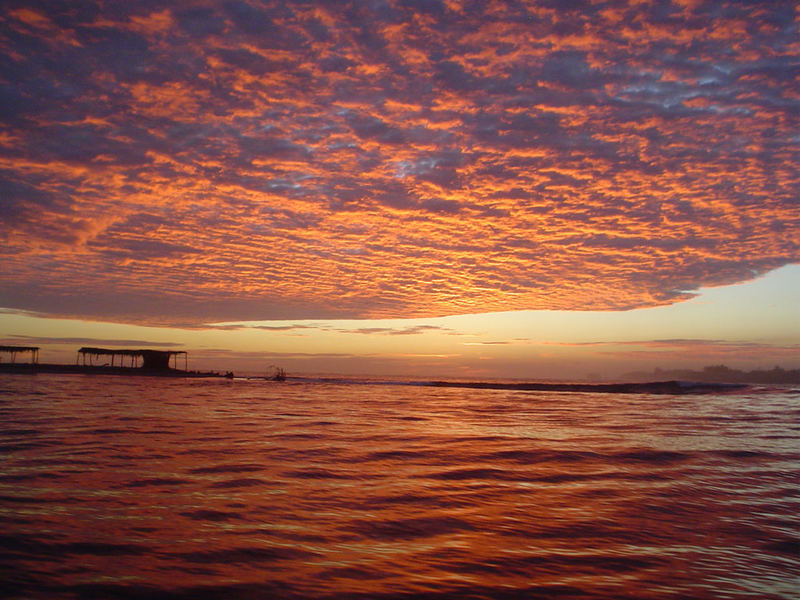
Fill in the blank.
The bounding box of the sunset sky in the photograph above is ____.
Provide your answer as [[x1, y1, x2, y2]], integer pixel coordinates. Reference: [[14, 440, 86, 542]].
[[1, 0, 798, 379]]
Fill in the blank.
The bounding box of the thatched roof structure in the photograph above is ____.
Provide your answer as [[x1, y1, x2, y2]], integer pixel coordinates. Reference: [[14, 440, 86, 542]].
[[0, 346, 39, 364], [77, 348, 187, 371]]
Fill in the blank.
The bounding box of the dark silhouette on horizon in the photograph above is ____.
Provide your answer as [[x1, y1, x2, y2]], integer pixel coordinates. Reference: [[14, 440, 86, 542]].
[[0, 346, 40, 364], [628, 364, 800, 385], [77, 347, 187, 371]]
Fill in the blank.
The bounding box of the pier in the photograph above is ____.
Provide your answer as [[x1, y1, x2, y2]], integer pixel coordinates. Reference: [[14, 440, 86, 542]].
[[0, 347, 226, 378]]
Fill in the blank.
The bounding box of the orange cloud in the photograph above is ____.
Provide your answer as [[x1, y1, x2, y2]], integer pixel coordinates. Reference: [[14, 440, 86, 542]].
[[0, 1, 798, 325]]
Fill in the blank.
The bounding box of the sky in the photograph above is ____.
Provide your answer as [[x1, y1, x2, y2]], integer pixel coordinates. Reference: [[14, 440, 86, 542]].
[[1, 0, 798, 379]]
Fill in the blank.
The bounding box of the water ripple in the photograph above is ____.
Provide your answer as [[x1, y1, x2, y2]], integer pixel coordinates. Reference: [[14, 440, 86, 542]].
[[0, 375, 798, 599]]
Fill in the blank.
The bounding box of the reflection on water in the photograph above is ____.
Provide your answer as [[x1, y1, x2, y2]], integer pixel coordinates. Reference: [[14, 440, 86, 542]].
[[0, 375, 798, 599]]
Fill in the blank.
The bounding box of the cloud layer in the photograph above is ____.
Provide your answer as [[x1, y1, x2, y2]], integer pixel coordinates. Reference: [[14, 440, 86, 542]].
[[1, 0, 798, 324]]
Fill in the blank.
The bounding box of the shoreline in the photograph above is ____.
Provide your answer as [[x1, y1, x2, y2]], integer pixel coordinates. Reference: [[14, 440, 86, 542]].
[[0, 364, 751, 393], [424, 379, 748, 395], [285, 375, 749, 395]]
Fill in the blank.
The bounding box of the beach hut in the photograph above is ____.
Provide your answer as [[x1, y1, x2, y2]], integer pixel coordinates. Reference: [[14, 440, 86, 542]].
[[0, 346, 39, 364], [77, 348, 188, 371]]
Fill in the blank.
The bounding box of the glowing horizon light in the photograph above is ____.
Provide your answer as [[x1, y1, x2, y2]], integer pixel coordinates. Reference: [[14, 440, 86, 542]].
[[1, 264, 797, 378]]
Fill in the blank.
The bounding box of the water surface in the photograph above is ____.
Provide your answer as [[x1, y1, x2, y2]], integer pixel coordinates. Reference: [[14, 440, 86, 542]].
[[1, 374, 798, 599]]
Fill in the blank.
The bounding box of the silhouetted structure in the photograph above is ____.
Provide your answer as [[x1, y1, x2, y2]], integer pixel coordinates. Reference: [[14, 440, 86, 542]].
[[630, 364, 800, 385], [77, 348, 188, 371], [266, 365, 287, 381], [0, 346, 39, 364]]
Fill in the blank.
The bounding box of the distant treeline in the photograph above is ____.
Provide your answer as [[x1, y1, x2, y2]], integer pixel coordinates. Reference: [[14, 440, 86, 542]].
[[629, 365, 800, 384]]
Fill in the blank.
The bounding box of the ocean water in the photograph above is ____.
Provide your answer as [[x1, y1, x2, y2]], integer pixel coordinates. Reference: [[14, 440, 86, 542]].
[[0, 374, 798, 599]]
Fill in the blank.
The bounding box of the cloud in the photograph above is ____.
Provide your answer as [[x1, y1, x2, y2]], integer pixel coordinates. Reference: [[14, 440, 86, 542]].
[[334, 324, 452, 335], [198, 322, 453, 337], [1, 335, 182, 348], [248, 324, 320, 332], [540, 338, 800, 360], [0, 1, 798, 325]]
